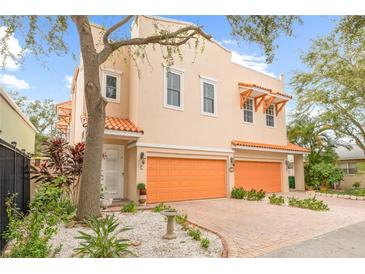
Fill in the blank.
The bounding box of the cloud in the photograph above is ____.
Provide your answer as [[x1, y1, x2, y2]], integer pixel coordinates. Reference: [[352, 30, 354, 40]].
[[231, 51, 275, 77], [0, 74, 30, 90], [65, 75, 73, 89], [0, 27, 22, 71], [220, 39, 238, 46]]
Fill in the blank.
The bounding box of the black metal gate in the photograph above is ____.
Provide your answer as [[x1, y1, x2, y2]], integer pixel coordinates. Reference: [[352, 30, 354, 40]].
[[0, 138, 30, 250]]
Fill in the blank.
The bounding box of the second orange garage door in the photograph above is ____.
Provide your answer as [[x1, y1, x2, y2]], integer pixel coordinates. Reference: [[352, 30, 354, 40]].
[[235, 161, 282, 192], [147, 157, 226, 203]]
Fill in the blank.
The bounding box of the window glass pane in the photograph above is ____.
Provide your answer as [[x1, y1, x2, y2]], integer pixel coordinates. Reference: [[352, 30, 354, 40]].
[[166, 71, 181, 107], [172, 90, 180, 106], [243, 98, 253, 123], [167, 72, 180, 90], [204, 97, 214, 114], [203, 82, 214, 99], [339, 163, 349, 174], [167, 89, 173, 105], [203, 82, 215, 114], [348, 163, 358, 174], [106, 75, 117, 99], [266, 105, 275, 127]]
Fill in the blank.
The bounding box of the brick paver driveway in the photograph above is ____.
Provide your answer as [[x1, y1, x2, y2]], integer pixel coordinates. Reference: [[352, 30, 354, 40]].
[[169, 192, 365, 257]]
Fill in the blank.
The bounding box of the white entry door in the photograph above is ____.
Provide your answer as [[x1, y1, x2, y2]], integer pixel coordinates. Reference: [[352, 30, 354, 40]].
[[101, 144, 124, 199]]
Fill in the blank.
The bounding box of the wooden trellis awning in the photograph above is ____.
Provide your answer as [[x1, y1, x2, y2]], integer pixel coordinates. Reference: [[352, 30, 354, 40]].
[[56, 100, 72, 134], [238, 82, 292, 116]]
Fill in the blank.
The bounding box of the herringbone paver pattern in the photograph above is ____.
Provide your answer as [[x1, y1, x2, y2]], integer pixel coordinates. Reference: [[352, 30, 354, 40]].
[[170, 192, 365, 257]]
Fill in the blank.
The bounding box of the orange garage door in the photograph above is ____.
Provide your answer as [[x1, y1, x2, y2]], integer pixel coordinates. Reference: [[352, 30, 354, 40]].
[[147, 157, 226, 203], [235, 161, 282, 192]]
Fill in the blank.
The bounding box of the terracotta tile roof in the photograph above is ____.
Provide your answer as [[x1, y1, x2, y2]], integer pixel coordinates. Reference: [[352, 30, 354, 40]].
[[81, 114, 144, 133], [238, 82, 292, 99], [232, 140, 309, 153]]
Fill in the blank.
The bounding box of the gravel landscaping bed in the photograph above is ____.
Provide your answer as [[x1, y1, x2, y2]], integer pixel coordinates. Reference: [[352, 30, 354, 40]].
[[50, 210, 223, 258]]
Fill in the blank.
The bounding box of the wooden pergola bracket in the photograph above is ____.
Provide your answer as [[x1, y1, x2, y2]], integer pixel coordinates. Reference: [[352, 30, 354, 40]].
[[275, 101, 287, 116], [239, 89, 253, 109], [263, 96, 275, 113], [254, 94, 267, 112]]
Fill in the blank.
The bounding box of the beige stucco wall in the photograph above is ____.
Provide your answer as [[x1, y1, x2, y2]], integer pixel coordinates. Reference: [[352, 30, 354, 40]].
[[294, 154, 305, 191], [340, 174, 365, 189], [0, 92, 36, 153], [132, 16, 287, 149], [72, 17, 288, 151]]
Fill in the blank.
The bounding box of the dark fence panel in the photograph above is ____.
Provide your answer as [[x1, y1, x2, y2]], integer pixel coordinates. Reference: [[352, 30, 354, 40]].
[[0, 138, 30, 251]]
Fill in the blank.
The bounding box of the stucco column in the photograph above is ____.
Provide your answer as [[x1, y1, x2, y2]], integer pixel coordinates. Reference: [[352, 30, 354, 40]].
[[228, 154, 235, 197], [294, 154, 305, 191], [281, 159, 289, 193]]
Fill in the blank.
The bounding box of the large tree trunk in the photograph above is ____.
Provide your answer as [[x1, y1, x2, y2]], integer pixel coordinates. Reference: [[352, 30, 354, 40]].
[[73, 16, 106, 220]]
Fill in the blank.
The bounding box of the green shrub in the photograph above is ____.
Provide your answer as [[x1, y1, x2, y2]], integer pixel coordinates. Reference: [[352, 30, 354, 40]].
[[137, 183, 146, 190], [246, 189, 266, 201], [4, 179, 76, 258], [231, 187, 265, 201], [288, 197, 329, 211], [353, 182, 361, 189], [268, 194, 285, 205], [187, 227, 201, 241], [121, 201, 138, 213], [74, 214, 134, 258], [30, 178, 76, 226], [231, 187, 246, 199], [175, 214, 189, 230], [306, 162, 343, 189], [200, 238, 210, 249], [4, 195, 60, 258], [153, 203, 172, 212]]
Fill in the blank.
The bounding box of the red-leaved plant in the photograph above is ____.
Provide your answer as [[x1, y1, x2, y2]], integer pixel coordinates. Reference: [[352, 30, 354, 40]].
[[31, 138, 85, 204]]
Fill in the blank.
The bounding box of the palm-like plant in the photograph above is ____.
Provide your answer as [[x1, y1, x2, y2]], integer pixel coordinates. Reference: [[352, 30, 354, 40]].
[[31, 138, 85, 203], [288, 116, 347, 166], [74, 214, 134, 258]]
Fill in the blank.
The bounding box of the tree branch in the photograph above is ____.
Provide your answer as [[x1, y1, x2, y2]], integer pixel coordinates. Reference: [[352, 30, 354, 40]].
[[97, 24, 212, 65], [102, 15, 134, 46]]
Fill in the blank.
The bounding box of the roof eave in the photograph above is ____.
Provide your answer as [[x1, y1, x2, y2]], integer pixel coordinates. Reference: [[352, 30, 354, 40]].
[[232, 144, 309, 155]]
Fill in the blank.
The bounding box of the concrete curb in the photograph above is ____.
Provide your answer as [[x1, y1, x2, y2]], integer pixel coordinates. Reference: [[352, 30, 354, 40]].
[[313, 191, 365, 201]]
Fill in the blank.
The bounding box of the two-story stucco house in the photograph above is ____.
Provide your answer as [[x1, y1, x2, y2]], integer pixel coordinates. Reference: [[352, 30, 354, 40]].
[[58, 16, 308, 203]]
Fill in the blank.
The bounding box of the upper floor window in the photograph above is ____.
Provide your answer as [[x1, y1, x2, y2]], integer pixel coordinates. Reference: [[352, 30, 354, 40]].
[[243, 98, 254, 123], [200, 77, 217, 116], [266, 104, 275, 127], [164, 67, 184, 110], [102, 70, 121, 103]]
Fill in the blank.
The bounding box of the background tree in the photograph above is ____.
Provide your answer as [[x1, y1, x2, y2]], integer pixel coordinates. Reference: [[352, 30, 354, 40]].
[[9, 91, 57, 156], [0, 15, 301, 219], [288, 116, 347, 188], [292, 15, 365, 154], [288, 116, 346, 166]]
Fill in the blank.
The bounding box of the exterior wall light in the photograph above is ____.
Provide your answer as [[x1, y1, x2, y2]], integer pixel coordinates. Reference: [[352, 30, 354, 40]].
[[229, 156, 235, 172], [140, 152, 146, 169]]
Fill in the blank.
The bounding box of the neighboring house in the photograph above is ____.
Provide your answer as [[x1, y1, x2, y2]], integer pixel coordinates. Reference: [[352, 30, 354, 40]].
[[57, 16, 308, 203], [0, 87, 37, 154], [336, 145, 365, 189]]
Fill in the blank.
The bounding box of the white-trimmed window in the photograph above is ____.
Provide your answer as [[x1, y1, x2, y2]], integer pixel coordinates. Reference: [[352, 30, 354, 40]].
[[102, 70, 121, 103], [164, 67, 184, 110], [340, 162, 358, 175], [200, 77, 217, 116], [243, 98, 254, 123], [266, 104, 275, 127]]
